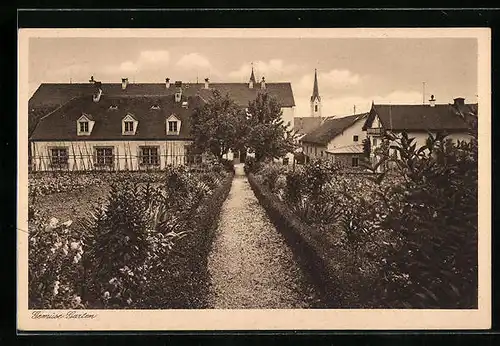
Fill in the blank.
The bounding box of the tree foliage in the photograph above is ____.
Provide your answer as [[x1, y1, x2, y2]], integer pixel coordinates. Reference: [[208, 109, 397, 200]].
[[245, 92, 297, 161], [190, 90, 247, 160]]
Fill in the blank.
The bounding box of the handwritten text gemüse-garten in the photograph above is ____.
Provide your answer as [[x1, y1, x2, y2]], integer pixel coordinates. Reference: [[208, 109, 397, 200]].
[[31, 311, 97, 319]]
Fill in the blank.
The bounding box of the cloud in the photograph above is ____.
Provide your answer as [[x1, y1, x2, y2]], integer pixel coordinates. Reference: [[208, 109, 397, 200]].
[[139, 50, 171, 64], [296, 69, 362, 96], [102, 50, 171, 75], [176, 53, 212, 70], [228, 59, 300, 81]]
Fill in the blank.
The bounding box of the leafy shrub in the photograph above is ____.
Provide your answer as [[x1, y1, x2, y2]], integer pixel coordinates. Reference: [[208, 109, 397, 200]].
[[83, 180, 151, 307], [367, 132, 478, 308], [29, 216, 87, 309], [220, 158, 235, 173], [252, 130, 478, 309], [284, 167, 307, 205], [29, 164, 232, 309], [258, 163, 286, 192], [244, 155, 265, 174]]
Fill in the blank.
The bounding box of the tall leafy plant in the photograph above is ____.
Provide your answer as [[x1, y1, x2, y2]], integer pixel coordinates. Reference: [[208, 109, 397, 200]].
[[369, 131, 478, 308]]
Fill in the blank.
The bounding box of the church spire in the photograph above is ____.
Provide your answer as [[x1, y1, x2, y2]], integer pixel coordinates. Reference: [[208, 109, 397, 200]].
[[311, 68, 320, 102], [248, 63, 256, 88], [310, 69, 322, 117]]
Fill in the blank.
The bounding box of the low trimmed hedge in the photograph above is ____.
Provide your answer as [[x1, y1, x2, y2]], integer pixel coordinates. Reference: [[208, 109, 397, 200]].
[[247, 173, 367, 308], [167, 171, 234, 308]]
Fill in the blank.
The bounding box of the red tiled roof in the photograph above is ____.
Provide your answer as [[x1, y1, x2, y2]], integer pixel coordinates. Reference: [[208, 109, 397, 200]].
[[362, 103, 477, 131], [29, 82, 295, 109], [30, 94, 206, 141], [300, 113, 368, 145]]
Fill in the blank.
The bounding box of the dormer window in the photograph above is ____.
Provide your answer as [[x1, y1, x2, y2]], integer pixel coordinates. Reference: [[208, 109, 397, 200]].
[[77, 114, 95, 136], [109, 105, 118, 110], [166, 114, 181, 135], [151, 105, 161, 110], [122, 113, 138, 135]]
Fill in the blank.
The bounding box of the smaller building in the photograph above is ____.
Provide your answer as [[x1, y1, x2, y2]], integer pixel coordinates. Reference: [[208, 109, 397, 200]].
[[300, 112, 369, 168], [362, 96, 478, 172]]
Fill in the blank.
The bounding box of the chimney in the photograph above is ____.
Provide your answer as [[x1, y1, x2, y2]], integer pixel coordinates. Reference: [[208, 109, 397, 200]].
[[165, 78, 170, 89], [454, 97, 465, 107], [89, 75, 95, 84], [92, 81, 102, 102], [261, 76, 266, 90], [121, 78, 128, 90], [429, 94, 436, 107], [174, 81, 183, 102], [204, 77, 209, 89]]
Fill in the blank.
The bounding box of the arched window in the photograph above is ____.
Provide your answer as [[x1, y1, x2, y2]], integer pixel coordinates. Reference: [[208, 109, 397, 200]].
[[314, 104, 318, 112]]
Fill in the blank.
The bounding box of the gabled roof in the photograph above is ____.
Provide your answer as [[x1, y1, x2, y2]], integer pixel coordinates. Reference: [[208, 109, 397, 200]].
[[29, 82, 295, 109], [30, 94, 206, 141], [122, 113, 137, 121], [362, 103, 477, 132], [301, 113, 368, 145], [78, 113, 93, 121], [293, 117, 324, 135]]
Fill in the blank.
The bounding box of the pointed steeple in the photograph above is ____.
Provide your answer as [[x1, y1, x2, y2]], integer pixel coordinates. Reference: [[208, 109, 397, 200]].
[[311, 68, 320, 102], [249, 63, 256, 83], [310, 69, 322, 117], [248, 63, 256, 89]]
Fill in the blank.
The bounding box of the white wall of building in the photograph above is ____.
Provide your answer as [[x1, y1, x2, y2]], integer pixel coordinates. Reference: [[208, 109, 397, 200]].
[[281, 106, 295, 131], [326, 118, 367, 152], [31, 140, 192, 171]]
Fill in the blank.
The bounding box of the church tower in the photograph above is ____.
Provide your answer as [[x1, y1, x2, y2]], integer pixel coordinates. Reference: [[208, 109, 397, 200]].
[[310, 69, 322, 117], [248, 63, 256, 89]]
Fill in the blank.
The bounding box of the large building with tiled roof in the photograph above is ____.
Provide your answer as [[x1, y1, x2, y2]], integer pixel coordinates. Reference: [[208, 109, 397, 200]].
[[29, 68, 296, 171]]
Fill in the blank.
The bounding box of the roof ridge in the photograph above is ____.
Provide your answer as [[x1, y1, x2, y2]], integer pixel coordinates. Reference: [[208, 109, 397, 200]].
[[39, 81, 293, 85]]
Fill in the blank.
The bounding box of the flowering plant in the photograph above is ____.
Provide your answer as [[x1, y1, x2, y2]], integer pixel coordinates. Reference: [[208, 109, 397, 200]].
[[28, 215, 86, 309]]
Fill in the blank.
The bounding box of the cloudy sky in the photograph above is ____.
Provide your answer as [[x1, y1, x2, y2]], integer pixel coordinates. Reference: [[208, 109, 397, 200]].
[[28, 37, 478, 117]]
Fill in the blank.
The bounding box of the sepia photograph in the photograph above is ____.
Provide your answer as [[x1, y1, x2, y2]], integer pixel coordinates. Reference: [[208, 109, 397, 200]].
[[17, 28, 491, 331]]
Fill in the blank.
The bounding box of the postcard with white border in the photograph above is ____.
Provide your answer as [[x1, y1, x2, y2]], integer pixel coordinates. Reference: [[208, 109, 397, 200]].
[[18, 27, 491, 331]]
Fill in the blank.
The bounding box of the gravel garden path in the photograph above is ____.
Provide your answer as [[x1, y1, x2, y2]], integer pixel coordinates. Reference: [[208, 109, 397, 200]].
[[207, 163, 318, 309]]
